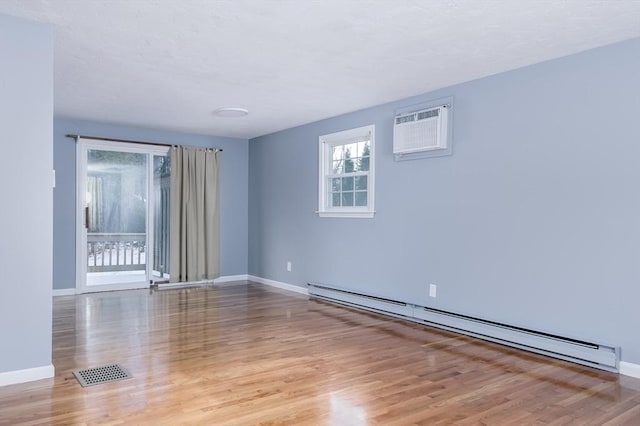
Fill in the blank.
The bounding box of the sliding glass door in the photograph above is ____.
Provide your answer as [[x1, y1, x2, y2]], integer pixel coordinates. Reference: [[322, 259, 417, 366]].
[[152, 154, 171, 281], [77, 139, 170, 292]]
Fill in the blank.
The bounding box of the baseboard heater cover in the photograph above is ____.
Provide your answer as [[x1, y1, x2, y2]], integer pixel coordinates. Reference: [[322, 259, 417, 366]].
[[307, 283, 413, 317], [307, 282, 620, 372]]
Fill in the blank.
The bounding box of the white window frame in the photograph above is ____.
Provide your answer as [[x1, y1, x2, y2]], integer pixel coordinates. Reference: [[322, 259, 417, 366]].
[[318, 124, 375, 218]]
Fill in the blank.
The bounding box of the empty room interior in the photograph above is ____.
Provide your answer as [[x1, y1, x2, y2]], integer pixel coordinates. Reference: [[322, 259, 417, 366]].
[[2, 0, 640, 424]]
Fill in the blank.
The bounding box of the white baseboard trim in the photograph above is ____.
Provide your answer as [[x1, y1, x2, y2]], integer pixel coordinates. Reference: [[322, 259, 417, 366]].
[[247, 275, 309, 295], [79, 282, 149, 294], [620, 361, 640, 378], [52, 288, 76, 297], [54, 275, 251, 295], [0, 364, 55, 387], [214, 274, 250, 284]]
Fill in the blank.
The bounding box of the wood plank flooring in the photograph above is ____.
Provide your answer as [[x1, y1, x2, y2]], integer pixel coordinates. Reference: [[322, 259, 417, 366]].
[[1, 282, 639, 425]]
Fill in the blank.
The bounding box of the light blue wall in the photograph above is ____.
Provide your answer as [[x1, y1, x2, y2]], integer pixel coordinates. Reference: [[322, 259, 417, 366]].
[[0, 15, 53, 373], [249, 38, 640, 364], [53, 118, 249, 289]]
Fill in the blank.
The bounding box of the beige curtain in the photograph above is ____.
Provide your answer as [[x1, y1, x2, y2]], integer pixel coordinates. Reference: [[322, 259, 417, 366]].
[[169, 146, 220, 282]]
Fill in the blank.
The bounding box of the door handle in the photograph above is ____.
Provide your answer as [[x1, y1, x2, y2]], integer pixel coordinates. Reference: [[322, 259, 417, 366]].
[[85, 206, 90, 229]]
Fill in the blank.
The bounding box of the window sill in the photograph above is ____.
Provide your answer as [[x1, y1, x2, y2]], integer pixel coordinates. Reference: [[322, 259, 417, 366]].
[[317, 210, 375, 219]]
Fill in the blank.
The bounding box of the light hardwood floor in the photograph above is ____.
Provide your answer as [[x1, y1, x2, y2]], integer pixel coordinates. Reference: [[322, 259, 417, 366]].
[[1, 282, 639, 425]]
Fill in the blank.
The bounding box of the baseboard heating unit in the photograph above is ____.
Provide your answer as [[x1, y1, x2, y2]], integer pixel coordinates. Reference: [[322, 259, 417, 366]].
[[307, 282, 620, 373]]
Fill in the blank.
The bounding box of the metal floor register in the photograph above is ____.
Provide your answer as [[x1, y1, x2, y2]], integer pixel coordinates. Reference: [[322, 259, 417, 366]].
[[72, 364, 132, 387]]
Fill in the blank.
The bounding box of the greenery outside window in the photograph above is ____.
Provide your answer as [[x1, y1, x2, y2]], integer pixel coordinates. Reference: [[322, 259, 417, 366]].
[[318, 125, 375, 218]]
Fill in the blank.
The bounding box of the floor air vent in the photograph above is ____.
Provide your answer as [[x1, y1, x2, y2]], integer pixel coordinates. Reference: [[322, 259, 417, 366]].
[[72, 364, 132, 387], [307, 282, 620, 372]]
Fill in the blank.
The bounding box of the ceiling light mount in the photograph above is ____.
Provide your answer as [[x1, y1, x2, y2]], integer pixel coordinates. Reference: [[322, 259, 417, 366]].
[[214, 107, 249, 118]]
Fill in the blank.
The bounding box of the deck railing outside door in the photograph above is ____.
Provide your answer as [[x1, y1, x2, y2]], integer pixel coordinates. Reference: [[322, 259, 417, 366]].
[[87, 233, 146, 272]]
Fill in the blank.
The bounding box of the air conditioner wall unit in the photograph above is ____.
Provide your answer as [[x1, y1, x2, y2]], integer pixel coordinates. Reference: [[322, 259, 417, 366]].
[[393, 104, 449, 155]]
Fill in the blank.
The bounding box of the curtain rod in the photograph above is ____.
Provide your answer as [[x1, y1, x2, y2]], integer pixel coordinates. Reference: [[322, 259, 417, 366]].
[[65, 134, 223, 151]]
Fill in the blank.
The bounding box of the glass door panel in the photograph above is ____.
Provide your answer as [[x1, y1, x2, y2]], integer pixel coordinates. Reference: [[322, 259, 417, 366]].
[[152, 154, 171, 282], [85, 149, 148, 287]]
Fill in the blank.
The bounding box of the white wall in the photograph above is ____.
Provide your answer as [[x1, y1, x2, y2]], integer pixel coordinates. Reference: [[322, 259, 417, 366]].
[[0, 14, 54, 384]]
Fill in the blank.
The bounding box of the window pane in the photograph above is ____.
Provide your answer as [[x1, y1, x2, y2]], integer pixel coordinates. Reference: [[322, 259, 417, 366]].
[[331, 177, 341, 192], [344, 148, 355, 173], [353, 154, 362, 172], [344, 142, 355, 155], [359, 156, 369, 171], [332, 145, 344, 162], [355, 175, 367, 190], [332, 192, 341, 207], [342, 176, 354, 191], [342, 192, 354, 206], [355, 191, 367, 206], [359, 142, 370, 172]]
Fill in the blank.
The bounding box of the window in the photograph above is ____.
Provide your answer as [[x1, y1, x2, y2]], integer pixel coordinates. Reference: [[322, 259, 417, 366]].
[[318, 125, 375, 218]]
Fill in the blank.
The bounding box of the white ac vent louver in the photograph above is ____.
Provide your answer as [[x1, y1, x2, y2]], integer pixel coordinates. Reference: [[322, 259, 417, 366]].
[[393, 105, 449, 155]]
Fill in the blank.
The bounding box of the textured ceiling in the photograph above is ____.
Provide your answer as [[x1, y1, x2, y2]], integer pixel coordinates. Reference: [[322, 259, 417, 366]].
[[1, 0, 640, 139]]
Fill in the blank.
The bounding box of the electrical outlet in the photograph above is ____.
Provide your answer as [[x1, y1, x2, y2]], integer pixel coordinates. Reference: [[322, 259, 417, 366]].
[[429, 283, 437, 298], [286, 261, 292, 272]]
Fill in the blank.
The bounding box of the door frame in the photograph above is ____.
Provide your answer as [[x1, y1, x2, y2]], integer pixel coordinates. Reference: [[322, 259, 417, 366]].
[[75, 138, 170, 293]]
